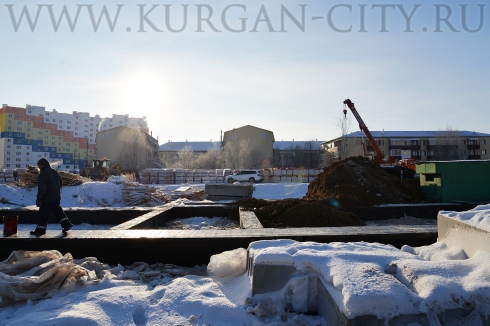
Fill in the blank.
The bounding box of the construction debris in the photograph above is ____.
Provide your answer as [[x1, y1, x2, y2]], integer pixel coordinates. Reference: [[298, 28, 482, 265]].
[[16, 166, 92, 187], [122, 183, 172, 207], [170, 187, 206, 201]]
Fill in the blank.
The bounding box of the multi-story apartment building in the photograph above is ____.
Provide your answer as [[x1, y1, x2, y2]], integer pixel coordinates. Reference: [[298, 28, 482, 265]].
[[98, 114, 148, 133], [0, 104, 151, 170], [323, 131, 490, 161]]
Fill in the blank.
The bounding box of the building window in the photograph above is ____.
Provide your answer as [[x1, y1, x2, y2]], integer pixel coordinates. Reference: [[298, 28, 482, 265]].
[[103, 134, 109, 139], [261, 133, 268, 138], [481, 140, 486, 145], [425, 174, 436, 182], [230, 133, 236, 139], [468, 140, 478, 145], [462, 140, 467, 145], [482, 150, 487, 155]]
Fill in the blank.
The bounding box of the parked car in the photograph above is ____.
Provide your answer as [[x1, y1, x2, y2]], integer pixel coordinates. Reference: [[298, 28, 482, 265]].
[[227, 170, 263, 183]]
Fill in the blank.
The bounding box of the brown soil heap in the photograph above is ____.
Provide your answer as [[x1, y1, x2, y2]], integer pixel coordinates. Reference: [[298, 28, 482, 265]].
[[235, 198, 364, 228], [305, 156, 424, 207]]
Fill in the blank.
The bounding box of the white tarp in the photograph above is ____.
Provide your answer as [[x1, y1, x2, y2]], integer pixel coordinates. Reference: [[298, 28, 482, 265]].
[[0, 250, 98, 306]]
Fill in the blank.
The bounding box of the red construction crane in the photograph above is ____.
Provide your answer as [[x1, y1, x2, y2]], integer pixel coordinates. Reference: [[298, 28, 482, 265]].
[[342, 99, 395, 164]]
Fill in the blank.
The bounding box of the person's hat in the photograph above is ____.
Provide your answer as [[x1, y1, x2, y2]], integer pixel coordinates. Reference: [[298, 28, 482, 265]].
[[37, 158, 50, 168]]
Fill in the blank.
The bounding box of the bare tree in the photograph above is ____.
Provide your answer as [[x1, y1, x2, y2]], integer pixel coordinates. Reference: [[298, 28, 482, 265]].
[[224, 138, 251, 169], [194, 148, 225, 169], [115, 129, 150, 170], [248, 148, 265, 169], [321, 150, 336, 168], [432, 126, 462, 160], [176, 145, 195, 169], [334, 113, 366, 160]]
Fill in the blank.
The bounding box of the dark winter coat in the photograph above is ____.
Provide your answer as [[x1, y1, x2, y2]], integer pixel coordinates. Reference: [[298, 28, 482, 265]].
[[37, 166, 63, 203]]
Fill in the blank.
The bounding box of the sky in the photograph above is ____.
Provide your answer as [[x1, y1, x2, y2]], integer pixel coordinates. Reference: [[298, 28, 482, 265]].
[[1, 0, 489, 144]]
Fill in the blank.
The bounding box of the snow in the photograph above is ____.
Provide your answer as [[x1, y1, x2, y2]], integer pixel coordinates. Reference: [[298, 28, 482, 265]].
[[1, 182, 490, 325], [439, 204, 490, 232], [0, 182, 309, 210], [160, 217, 239, 230]]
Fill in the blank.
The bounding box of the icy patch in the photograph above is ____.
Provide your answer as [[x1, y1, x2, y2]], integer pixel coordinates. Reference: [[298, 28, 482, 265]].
[[160, 216, 239, 230]]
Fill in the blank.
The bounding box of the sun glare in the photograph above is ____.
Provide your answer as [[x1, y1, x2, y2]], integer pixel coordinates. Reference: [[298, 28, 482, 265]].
[[117, 70, 171, 115]]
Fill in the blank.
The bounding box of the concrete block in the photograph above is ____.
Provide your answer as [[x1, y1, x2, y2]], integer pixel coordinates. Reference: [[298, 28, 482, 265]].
[[239, 209, 263, 229], [249, 262, 431, 326], [438, 214, 490, 257], [205, 184, 253, 201]]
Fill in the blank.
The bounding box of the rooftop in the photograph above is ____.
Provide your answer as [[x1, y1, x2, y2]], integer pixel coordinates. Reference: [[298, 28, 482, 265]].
[[159, 141, 221, 152], [325, 130, 490, 142]]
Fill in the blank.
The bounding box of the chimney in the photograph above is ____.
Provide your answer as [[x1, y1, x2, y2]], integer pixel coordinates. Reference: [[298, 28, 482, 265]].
[[2, 104, 7, 108]]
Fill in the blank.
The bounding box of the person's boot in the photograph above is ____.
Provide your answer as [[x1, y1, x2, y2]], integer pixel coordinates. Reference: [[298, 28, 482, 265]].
[[30, 226, 46, 236], [60, 218, 73, 234]]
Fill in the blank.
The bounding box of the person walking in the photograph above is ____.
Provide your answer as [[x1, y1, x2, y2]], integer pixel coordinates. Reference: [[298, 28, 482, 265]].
[[30, 158, 73, 236]]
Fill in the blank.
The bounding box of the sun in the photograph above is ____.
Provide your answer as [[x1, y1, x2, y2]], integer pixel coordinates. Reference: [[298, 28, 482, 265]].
[[116, 69, 171, 115]]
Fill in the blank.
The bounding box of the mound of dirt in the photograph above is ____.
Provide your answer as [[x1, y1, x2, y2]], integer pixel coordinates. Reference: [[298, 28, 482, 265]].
[[235, 198, 364, 228], [305, 156, 424, 207]]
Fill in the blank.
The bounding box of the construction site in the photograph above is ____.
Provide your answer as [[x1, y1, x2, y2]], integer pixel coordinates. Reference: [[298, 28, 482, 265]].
[[1, 99, 489, 325]]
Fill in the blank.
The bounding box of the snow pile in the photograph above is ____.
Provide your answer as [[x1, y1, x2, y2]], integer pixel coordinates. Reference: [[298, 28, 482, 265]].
[[207, 248, 247, 279], [77, 182, 123, 206], [394, 250, 490, 317], [439, 204, 490, 232], [106, 175, 131, 184], [249, 240, 490, 322], [249, 240, 426, 320], [401, 241, 467, 261]]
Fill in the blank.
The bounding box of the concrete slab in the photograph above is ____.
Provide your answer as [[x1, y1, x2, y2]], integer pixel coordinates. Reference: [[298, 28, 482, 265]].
[[349, 203, 480, 221], [438, 214, 490, 257], [205, 184, 253, 201], [0, 225, 437, 266], [239, 208, 263, 229], [249, 262, 431, 326]]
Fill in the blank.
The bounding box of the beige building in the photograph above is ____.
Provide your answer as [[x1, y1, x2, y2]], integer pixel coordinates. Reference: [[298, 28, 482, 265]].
[[323, 130, 490, 161], [222, 125, 275, 167], [158, 141, 220, 167], [96, 126, 159, 169]]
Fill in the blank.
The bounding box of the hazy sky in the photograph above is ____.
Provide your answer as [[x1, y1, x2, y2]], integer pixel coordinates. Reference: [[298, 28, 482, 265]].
[[1, 0, 488, 143]]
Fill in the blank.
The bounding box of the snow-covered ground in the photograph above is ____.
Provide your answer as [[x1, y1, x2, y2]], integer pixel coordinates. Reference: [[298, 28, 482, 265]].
[[1, 181, 490, 325], [0, 181, 308, 210]]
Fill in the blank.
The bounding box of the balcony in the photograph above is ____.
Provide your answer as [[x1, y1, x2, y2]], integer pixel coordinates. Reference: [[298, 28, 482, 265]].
[[388, 145, 420, 151], [468, 155, 481, 160], [468, 145, 480, 150]]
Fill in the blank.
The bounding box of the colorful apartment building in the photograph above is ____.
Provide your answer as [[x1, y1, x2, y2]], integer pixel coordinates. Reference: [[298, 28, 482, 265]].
[[0, 104, 151, 170]]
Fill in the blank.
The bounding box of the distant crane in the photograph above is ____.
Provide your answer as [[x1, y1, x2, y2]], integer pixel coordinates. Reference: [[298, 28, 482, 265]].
[[343, 99, 415, 177]]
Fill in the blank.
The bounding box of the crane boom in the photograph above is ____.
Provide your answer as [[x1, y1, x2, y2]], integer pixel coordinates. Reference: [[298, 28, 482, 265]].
[[343, 99, 386, 163]]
